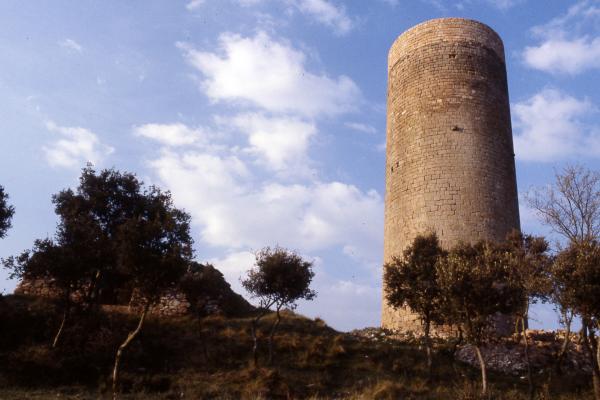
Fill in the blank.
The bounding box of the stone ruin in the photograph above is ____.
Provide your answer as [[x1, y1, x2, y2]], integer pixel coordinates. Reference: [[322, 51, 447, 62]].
[[14, 264, 252, 318]]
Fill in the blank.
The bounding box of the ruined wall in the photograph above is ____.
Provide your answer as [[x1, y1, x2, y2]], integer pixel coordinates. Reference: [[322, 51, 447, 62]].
[[14, 279, 191, 317], [382, 18, 520, 332]]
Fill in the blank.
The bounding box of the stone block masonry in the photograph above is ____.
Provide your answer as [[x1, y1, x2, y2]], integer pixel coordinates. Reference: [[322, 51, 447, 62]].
[[382, 18, 520, 333]]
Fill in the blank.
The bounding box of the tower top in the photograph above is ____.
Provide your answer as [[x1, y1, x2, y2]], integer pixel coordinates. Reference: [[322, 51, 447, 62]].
[[388, 18, 505, 71]]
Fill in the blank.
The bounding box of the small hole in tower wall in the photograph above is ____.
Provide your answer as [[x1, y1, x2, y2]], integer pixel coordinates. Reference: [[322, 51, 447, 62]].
[[449, 54, 456, 59]]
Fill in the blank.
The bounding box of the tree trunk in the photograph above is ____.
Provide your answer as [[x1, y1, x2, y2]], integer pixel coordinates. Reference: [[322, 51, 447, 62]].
[[112, 302, 150, 400], [267, 307, 282, 366], [581, 321, 600, 400], [52, 290, 71, 349], [591, 328, 600, 400], [251, 312, 266, 369], [555, 309, 573, 374], [423, 319, 432, 380], [520, 316, 534, 400], [474, 345, 488, 396], [84, 269, 102, 310], [52, 308, 69, 348]]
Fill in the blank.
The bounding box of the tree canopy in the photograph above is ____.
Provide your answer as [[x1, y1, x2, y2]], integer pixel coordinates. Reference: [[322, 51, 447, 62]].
[[242, 247, 316, 366], [0, 185, 15, 239]]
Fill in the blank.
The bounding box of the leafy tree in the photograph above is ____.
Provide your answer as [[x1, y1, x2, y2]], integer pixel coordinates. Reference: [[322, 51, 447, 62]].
[[52, 165, 144, 307], [527, 165, 600, 371], [3, 166, 140, 348], [553, 241, 600, 400], [0, 185, 15, 239], [3, 233, 101, 348], [502, 230, 552, 400], [436, 241, 525, 396], [111, 186, 192, 399], [242, 247, 316, 367], [383, 233, 446, 377]]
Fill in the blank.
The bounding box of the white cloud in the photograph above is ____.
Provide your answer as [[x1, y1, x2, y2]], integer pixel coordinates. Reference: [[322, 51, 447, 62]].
[[210, 250, 255, 296], [229, 113, 316, 173], [133, 123, 205, 147], [292, 0, 354, 35], [524, 37, 600, 74], [345, 122, 376, 135], [58, 38, 83, 53], [186, 0, 205, 10], [43, 121, 114, 168], [178, 32, 360, 117], [524, 1, 600, 74], [513, 89, 600, 161], [149, 149, 383, 260]]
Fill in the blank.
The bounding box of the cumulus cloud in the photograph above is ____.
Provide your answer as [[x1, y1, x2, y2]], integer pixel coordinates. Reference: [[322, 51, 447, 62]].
[[513, 89, 600, 161], [524, 37, 600, 74], [228, 113, 316, 173], [58, 38, 83, 53], [133, 123, 205, 147], [524, 1, 600, 74], [150, 149, 383, 259], [177, 32, 360, 117], [292, 0, 354, 35], [43, 121, 114, 168]]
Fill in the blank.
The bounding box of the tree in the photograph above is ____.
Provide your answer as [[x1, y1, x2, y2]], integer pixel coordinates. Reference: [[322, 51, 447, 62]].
[[111, 186, 192, 399], [527, 165, 600, 371], [383, 233, 446, 378], [436, 241, 525, 396], [0, 185, 15, 239], [3, 234, 100, 348], [502, 230, 552, 400], [52, 165, 144, 308], [526, 164, 600, 245], [553, 241, 600, 400], [3, 166, 140, 348], [242, 247, 316, 367]]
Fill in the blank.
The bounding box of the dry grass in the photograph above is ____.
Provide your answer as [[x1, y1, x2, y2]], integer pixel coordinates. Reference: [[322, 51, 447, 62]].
[[0, 295, 594, 399]]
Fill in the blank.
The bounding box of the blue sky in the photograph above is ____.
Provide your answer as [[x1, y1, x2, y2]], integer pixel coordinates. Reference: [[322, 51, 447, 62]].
[[1, 0, 600, 331]]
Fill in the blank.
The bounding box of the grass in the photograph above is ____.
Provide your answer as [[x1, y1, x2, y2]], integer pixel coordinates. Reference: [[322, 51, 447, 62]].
[[0, 294, 594, 399]]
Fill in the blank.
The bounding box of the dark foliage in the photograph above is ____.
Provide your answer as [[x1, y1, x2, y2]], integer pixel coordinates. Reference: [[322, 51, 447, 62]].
[[554, 240, 600, 399], [437, 240, 526, 395], [0, 185, 15, 239], [383, 233, 447, 376], [242, 247, 316, 366]]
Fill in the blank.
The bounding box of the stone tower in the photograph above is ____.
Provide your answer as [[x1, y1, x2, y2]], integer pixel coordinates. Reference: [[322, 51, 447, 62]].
[[382, 18, 520, 332]]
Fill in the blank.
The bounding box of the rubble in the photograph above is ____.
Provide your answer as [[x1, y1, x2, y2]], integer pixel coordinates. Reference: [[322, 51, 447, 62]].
[[351, 327, 593, 376]]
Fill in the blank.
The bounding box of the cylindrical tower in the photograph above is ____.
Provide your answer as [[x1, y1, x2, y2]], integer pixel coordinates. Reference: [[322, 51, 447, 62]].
[[382, 18, 520, 332]]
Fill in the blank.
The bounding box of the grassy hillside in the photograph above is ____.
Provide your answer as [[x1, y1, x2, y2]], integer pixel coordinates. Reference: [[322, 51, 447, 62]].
[[0, 294, 592, 399]]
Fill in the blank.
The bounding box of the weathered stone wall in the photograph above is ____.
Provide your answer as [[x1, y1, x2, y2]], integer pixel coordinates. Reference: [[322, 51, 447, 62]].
[[15, 279, 191, 317], [383, 18, 520, 332]]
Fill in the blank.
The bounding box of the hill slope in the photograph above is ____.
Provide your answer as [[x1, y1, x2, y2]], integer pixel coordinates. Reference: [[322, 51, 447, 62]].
[[0, 295, 592, 399]]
